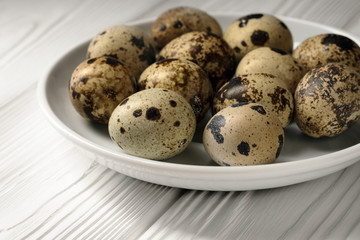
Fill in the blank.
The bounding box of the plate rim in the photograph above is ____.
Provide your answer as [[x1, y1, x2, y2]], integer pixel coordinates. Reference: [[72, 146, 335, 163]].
[[37, 12, 360, 190]]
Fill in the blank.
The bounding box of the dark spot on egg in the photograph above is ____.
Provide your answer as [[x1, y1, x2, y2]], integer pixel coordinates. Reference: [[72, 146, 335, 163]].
[[105, 57, 121, 67], [332, 103, 358, 129], [191, 96, 202, 116], [267, 86, 290, 112], [174, 121, 180, 126], [80, 77, 88, 84], [159, 24, 167, 31], [170, 100, 177, 107], [222, 161, 230, 166], [238, 14, 263, 28], [100, 31, 107, 35], [157, 58, 177, 64], [71, 86, 80, 99], [120, 98, 129, 105], [104, 53, 118, 60], [139, 45, 156, 65], [146, 107, 161, 120], [189, 45, 203, 59], [133, 109, 142, 117], [120, 127, 125, 133], [276, 134, 284, 158], [231, 102, 250, 108], [173, 20, 183, 29], [83, 106, 95, 121], [250, 105, 266, 115], [251, 30, 269, 46], [321, 34, 355, 51], [87, 59, 96, 64], [271, 48, 287, 55], [237, 141, 250, 156], [130, 35, 145, 49], [279, 21, 288, 30], [214, 77, 257, 108], [206, 115, 226, 144], [104, 88, 117, 100], [241, 41, 247, 47], [234, 47, 241, 53]]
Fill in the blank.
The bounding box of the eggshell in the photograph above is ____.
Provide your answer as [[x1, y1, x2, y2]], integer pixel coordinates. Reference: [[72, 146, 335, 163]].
[[87, 25, 156, 80], [150, 6, 222, 50], [138, 58, 213, 121], [69, 56, 136, 124], [295, 63, 360, 138], [235, 47, 304, 93], [203, 102, 284, 166], [224, 13, 293, 62], [158, 31, 236, 90], [108, 88, 196, 160], [213, 73, 294, 128], [293, 33, 360, 73]]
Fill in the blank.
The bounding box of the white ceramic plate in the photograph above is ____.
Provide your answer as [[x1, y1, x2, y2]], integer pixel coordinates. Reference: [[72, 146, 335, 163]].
[[38, 13, 360, 191]]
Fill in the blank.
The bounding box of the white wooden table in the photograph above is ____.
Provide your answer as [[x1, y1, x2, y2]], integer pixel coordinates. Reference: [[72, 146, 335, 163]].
[[1, 0, 360, 239]]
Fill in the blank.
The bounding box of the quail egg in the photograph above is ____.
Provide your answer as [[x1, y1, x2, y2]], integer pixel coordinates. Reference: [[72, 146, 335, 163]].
[[224, 13, 293, 62], [108, 88, 196, 160], [293, 33, 360, 73], [203, 102, 284, 166], [158, 31, 236, 90], [69, 56, 136, 124], [151, 6, 222, 50], [295, 63, 360, 138], [213, 73, 294, 128], [87, 25, 156, 79], [138, 58, 213, 121], [235, 47, 304, 93]]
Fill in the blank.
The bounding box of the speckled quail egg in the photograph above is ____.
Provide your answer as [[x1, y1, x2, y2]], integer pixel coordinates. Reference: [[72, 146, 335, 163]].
[[224, 13, 293, 62], [69, 56, 136, 124], [158, 31, 236, 90], [150, 6, 223, 51], [213, 73, 294, 128], [203, 102, 284, 166], [235, 47, 305, 93], [108, 88, 196, 160], [295, 63, 360, 138], [138, 58, 213, 121], [87, 25, 156, 79], [293, 33, 360, 73]]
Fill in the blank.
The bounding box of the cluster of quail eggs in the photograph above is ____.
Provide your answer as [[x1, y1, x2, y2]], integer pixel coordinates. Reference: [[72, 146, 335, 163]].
[[68, 6, 360, 166]]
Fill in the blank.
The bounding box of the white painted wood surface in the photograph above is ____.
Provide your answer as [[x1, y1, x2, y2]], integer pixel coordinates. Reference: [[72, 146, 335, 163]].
[[1, 0, 360, 239]]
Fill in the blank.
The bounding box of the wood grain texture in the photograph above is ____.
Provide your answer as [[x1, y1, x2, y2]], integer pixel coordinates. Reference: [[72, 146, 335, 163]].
[[0, 0, 360, 239]]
